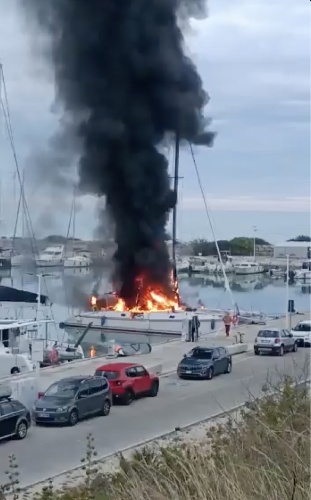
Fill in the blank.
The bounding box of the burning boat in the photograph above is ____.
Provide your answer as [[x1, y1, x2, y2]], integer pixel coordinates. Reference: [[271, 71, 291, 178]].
[[62, 277, 223, 342], [26, 1, 220, 345]]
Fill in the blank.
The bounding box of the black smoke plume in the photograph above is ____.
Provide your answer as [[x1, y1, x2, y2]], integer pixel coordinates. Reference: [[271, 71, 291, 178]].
[[22, 0, 215, 307]]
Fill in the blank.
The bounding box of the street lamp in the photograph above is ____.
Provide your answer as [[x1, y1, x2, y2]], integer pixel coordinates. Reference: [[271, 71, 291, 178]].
[[253, 225, 257, 260], [285, 255, 290, 329]]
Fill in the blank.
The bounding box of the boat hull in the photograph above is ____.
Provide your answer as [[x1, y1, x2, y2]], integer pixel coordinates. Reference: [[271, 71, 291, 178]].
[[62, 310, 223, 340], [234, 268, 265, 275], [35, 260, 64, 267]]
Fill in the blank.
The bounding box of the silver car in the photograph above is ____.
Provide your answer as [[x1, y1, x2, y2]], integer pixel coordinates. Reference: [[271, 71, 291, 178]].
[[254, 328, 298, 356]]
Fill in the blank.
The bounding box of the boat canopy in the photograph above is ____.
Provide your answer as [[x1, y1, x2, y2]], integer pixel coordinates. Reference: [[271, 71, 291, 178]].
[[0, 285, 49, 305]]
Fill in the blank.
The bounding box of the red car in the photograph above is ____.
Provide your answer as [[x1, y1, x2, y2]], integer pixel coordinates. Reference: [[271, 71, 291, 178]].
[[95, 362, 159, 405]]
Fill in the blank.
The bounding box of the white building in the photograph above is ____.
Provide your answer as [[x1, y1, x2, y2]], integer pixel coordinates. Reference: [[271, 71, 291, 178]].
[[273, 241, 311, 259]]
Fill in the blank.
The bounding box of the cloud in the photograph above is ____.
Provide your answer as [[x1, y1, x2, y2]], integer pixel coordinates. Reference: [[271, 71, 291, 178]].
[[0, 0, 309, 241]]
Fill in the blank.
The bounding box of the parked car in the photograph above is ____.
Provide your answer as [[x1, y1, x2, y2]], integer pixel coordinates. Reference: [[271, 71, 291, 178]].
[[291, 320, 311, 347], [0, 350, 35, 378], [177, 346, 232, 380], [0, 385, 31, 441], [95, 362, 159, 405], [33, 375, 112, 426], [254, 328, 298, 356]]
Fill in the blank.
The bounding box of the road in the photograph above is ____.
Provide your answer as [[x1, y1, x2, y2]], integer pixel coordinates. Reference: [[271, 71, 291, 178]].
[[0, 349, 309, 489]]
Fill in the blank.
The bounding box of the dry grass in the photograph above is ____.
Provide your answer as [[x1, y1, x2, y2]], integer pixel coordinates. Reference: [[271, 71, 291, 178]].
[[2, 376, 311, 500]]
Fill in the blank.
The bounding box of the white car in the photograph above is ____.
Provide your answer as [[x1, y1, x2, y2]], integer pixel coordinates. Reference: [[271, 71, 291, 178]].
[[290, 320, 311, 347], [254, 328, 298, 356]]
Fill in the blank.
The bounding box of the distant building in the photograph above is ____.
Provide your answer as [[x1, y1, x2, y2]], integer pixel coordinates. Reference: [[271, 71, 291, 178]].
[[255, 244, 273, 257], [273, 241, 311, 259]]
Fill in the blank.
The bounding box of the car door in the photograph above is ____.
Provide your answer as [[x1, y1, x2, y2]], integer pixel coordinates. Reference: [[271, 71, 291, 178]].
[[0, 401, 18, 438], [88, 378, 105, 413], [284, 330, 294, 350], [218, 347, 228, 373], [281, 330, 290, 351], [76, 381, 91, 418], [133, 366, 151, 394], [212, 349, 221, 375]]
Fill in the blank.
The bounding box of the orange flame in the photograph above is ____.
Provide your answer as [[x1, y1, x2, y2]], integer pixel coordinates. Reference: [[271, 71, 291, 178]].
[[112, 286, 181, 313], [90, 270, 182, 313]]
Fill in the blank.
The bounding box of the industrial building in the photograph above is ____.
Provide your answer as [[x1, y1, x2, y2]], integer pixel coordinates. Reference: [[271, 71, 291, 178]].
[[273, 241, 311, 259]]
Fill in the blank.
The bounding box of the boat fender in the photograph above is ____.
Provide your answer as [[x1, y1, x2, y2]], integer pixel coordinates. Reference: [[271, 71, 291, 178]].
[[101, 316, 106, 326], [211, 319, 215, 330]]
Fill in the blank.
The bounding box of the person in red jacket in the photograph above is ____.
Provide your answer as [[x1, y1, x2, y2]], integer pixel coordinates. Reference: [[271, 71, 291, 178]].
[[223, 312, 232, 337]]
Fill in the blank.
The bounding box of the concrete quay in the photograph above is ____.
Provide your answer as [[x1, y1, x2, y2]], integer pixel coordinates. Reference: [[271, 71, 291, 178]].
[[2, 311, 308, 393], [1, 311, 308, 395]]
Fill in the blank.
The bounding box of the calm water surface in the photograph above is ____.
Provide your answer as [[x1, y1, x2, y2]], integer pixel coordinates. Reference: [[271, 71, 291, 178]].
[[0, 267, 310, 346]]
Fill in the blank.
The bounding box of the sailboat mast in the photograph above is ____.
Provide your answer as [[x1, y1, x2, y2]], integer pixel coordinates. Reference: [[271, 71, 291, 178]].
[[72, 185, 76, 254], [172, 133, 180, 283]]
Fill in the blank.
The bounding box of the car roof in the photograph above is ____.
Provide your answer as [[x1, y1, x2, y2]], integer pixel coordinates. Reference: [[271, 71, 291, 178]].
[[54, 376, 93, 383], [96, 362, 140, 371], [298, 320, 311, 325], [259, 328, 281, 332], [191, 346, 224, 350]]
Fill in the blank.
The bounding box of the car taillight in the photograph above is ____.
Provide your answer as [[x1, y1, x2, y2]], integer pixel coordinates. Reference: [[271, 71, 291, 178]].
[[274, 338, 280, 344]]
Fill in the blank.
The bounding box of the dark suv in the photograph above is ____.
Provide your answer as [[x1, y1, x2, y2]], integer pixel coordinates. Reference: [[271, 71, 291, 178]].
[[0, 388, 31, 441], [33, 375, 112, 426]]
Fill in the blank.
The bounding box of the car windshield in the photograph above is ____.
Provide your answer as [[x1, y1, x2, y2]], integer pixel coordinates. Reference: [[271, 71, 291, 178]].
[[258, 330, 279, 338], [95, 370, 119, 379], [293, 323, 311, 332], [188, 349, 212, 360], [44, 381, 80, 398]]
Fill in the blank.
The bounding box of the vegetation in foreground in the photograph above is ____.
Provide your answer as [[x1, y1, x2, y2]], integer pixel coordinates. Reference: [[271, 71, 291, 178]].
[[1, 376, 310, 500]]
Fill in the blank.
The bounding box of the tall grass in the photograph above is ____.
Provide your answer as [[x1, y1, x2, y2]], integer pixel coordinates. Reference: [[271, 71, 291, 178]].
[[2, 376, 310, 500]]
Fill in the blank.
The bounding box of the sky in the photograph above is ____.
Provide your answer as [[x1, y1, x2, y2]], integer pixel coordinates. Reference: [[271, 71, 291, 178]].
[[0, 0, 310, 245]]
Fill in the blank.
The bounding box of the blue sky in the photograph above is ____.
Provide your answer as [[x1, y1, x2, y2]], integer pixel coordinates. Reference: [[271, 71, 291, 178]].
[[0, 0, 310, 244]]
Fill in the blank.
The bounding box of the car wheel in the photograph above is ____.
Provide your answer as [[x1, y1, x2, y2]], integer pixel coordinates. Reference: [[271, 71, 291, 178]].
[[224, 360, 232, 374], [11, 366, 20, 375], [16, 421, 28, 440], [292, 342, 298, 353], [278, 345, 284, 356], [206, 367, 214, 380], [254, 349, 260, 356], [68, 409, 78, 426], [123, 389, 134, 405], [100, 399, 111, 416], [149, 381, 159, 397]]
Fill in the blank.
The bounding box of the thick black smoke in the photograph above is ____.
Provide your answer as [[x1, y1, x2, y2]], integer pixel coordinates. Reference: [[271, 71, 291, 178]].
[[22, 0, 215, 306]]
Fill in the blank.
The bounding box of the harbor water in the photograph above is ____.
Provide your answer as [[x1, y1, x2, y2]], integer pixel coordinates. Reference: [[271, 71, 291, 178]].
[[0, 267, 310, 349]]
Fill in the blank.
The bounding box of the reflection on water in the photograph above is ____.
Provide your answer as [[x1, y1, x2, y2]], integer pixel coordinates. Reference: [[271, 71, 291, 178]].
[[0, 267, 310, 334]]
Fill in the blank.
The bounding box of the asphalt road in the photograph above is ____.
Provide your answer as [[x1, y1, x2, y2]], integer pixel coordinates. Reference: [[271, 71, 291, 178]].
[[0, 349, 309, 489]]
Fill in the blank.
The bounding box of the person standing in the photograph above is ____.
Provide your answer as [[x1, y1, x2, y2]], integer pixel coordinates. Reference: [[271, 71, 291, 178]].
[[223, 312, 232, 337]]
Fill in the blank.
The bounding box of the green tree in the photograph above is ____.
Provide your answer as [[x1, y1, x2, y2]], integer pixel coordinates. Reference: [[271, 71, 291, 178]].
[[288, 235, 311, 242]]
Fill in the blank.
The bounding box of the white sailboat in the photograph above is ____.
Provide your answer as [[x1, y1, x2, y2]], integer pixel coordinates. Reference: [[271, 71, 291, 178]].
[[63, 188, 92, 268]]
